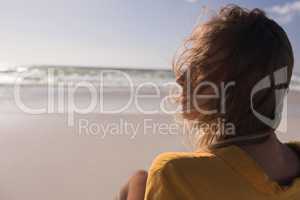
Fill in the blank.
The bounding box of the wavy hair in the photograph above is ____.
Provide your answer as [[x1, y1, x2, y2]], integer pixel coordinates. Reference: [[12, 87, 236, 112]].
[[173, 5, 294, 148]]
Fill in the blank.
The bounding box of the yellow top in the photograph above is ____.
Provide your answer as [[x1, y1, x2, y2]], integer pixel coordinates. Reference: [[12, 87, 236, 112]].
[[144, 143, 300, 200]]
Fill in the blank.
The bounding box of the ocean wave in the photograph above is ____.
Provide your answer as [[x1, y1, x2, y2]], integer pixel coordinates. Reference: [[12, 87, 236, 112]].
[[0, 65, 175, 86], [0, 65, 299, 91]]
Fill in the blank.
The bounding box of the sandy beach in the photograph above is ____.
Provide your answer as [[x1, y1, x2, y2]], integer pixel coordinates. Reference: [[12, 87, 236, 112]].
[[0, 113, 184, 200], [0, 87, 299, 200]]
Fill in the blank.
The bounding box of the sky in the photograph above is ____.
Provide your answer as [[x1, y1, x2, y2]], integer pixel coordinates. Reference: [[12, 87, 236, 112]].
[[0, 0, 299, 71]]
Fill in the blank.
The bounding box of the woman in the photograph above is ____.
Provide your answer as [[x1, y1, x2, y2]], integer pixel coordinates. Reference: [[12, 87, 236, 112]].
[[119, 5, 300, 200]]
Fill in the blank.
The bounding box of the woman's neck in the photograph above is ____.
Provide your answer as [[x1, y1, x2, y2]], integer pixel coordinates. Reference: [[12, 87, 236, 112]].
[[239, 133, 300, 185]]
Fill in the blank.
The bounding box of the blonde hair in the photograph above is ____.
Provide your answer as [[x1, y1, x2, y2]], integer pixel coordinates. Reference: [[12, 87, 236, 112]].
[[173, 5, 294, 148]]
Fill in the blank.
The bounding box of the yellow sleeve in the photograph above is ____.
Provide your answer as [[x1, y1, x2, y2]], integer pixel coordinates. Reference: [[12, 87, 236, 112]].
[[144, 153, 195, 200]]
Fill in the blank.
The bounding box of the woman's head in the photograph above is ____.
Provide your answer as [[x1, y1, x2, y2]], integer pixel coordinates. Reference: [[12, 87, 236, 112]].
[[174, 5, 294, 147]]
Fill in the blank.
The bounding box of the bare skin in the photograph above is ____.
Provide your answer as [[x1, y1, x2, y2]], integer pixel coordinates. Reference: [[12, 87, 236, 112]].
[[118, 170, 148, 200]]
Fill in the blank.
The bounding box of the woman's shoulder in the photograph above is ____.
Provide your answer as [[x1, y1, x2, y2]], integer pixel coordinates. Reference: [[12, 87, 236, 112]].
[[148, 150, 219, 175], [145, 150, 231, 199]]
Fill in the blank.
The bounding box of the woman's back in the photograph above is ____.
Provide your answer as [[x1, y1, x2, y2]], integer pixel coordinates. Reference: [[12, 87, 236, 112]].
[[145, 142, 300, 200]]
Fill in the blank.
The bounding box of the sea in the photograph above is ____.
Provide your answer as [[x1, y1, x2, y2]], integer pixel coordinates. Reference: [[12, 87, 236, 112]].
[[0, 65, 299, 89], [0, 65, 175, 86]]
